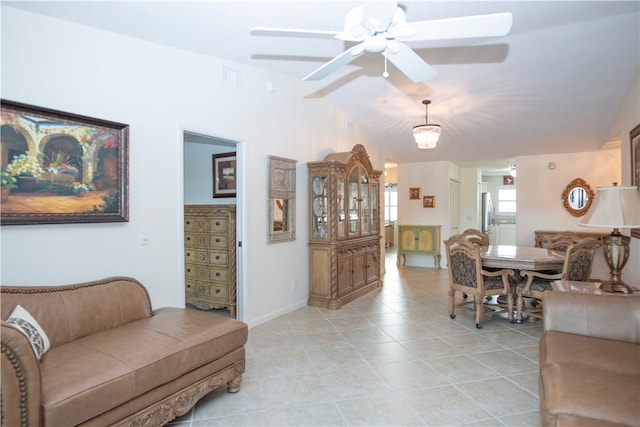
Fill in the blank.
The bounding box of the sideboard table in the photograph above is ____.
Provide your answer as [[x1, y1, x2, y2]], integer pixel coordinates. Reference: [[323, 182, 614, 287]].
[[553, 280, 640, 295], [534, 230, 609, 248]]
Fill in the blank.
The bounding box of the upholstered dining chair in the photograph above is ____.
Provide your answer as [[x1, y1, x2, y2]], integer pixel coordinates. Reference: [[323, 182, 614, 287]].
[[458, 229, 492, 299], [516, 238, 598, 323], [535, 235, 581, 276], [445, 235, 516, 329]]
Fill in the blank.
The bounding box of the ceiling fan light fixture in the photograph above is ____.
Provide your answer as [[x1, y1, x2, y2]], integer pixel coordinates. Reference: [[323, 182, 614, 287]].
[[413, 100, 440, 149]]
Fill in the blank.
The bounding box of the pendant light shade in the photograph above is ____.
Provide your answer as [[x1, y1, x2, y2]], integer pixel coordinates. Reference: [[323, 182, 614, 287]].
[[413, 100, 441, 149]]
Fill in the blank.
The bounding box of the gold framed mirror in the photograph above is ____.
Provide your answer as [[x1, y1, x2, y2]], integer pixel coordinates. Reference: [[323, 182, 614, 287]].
[[268, 155, 297, 243], [561, 178, 595, 217]]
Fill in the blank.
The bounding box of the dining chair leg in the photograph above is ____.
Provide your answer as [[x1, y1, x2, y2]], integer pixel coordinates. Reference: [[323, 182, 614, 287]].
[[516, 289, 524, 324], [474, 294, 483, 328], [507, 292, 515, 323], [448, 289, 456, 319]]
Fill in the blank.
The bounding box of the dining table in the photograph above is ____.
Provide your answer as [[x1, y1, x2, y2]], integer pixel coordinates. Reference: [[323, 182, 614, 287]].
[[480, 244, 566, 311], [481, 245, 565, 271]]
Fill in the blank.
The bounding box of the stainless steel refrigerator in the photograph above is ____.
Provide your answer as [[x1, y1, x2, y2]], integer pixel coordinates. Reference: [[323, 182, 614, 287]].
[[481, 192, 493, 233]]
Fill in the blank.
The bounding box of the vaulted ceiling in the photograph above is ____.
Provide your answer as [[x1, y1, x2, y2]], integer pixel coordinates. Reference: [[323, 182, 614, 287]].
[[5, 1, 639, 170]]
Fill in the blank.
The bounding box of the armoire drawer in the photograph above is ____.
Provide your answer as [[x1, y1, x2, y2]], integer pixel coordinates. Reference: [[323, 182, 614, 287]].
[[209, 250, 228, 266]]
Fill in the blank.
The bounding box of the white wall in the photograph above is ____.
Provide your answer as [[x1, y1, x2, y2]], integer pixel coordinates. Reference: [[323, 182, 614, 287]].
[[0, 7, 384, 327], [516, 150, 621, 245], [396, 161, 451, 268]]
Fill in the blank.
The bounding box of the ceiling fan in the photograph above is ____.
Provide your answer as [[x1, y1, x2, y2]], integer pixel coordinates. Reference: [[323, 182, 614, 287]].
[[250, 1, 512, 83]]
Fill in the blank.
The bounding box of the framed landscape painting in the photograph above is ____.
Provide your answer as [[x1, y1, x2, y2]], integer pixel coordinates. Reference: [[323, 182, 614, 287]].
[[1, 100, 129, 225]]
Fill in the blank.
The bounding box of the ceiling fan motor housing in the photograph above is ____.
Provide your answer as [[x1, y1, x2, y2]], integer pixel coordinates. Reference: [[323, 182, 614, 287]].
[[363, 34, 387, 53]]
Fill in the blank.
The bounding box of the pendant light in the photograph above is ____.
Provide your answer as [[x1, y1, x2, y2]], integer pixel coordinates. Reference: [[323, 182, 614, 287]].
[[412, 99, 441, 149]]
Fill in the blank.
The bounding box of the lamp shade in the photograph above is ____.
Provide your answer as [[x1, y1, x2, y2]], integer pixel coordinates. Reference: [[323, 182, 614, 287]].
[[412, 124, 441, 149], [579, 185, 640, 229]]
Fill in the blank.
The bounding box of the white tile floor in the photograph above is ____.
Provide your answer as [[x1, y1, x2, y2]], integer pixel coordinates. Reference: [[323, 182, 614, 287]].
[[171, 249, 542, 426]]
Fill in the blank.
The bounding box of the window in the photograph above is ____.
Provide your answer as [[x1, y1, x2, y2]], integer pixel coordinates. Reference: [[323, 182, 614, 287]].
[[384, 183, 397, 222], [497, 187, 517, 214]]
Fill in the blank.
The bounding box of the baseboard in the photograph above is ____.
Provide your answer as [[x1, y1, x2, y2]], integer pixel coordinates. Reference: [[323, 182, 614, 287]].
[[246, 298, 308, 328]]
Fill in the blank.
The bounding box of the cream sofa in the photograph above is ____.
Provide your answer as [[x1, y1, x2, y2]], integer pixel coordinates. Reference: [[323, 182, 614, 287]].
[[539, 291, 640, 427], [1, 276, 248, 427]]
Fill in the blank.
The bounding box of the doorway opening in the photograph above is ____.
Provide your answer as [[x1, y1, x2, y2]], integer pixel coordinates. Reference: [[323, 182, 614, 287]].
[[182, 131, 242, 320]]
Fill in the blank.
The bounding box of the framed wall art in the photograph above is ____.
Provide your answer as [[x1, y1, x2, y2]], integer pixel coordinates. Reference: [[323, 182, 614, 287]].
[[212, 151, 236, 198], [409, 187, 421, 200], [630, 123, 640, 239], [1, 99, 129, 225], [423, 195, 435, 208], [267, 155, 297, 243], [631, 123, 640, 188]]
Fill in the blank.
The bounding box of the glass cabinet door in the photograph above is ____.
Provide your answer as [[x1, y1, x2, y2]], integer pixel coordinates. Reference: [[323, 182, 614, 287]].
[[371, 182, 378, 234], [311, 176, 328, 239], [348, 168, 359, 237], [337, 178, 346, 239], [360, 169, 370, 235]]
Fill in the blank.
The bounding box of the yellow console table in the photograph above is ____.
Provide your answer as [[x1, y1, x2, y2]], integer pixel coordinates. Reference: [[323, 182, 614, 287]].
[[397, 225, 441, 268]]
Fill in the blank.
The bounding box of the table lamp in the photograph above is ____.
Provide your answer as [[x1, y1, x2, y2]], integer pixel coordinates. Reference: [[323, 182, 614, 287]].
[[579, 183, 640, 293]]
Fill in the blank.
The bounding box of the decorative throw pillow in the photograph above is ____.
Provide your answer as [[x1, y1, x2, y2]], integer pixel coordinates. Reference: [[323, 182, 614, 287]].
[[6, 305, 51, 360]]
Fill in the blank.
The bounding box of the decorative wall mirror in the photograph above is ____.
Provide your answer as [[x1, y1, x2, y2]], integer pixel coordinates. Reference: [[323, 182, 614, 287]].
[[561, 178, 595, 217], [268, 155, 297, 243]]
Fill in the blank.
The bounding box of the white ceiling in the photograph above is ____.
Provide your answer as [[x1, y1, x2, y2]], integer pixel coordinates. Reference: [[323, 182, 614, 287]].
[[5, 1, 639, 170]]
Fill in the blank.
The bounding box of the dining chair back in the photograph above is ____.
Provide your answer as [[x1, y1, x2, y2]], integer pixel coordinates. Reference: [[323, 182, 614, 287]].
[[545, 234, 581, 252], [561, 238, 598, 281], [445, 235, 515, 328], [457, 229, 492, 298], [460, 228, 490, 247], [516, 238, 598, 322]]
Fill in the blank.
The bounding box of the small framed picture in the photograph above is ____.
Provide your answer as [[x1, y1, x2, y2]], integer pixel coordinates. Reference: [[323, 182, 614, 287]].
[[423, 195, 435, 208], [212, 152, 236, 198], [503, 175, 515, 185], [409, 187, 421, 200]]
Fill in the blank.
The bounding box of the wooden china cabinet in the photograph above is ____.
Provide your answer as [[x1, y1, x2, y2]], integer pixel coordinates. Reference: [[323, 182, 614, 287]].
[[307, 144, 383, 309]]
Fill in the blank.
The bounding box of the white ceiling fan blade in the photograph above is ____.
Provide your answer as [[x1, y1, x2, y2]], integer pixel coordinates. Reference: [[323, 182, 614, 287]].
[[303, 45, 365, 81], [392, 12, 513, 42], [250, 27, 344, 39], [335, 32, 365, 42], [382, 43, 436, 82], [361, 1, 399, 33]]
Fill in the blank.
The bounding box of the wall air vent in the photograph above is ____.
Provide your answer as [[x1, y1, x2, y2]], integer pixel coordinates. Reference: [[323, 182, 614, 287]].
[[221, 65, 239, 87]]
